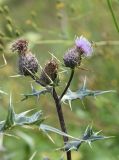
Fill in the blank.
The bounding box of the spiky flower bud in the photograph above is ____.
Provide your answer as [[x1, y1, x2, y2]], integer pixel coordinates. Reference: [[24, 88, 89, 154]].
[[63, 47, 81, 69], [39, 59, 58, 86], [11, 39, 38, 76], [63, 36, 93, 68]]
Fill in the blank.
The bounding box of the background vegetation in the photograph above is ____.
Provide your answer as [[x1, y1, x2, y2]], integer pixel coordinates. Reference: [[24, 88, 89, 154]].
[[0, 0, 119, 159]]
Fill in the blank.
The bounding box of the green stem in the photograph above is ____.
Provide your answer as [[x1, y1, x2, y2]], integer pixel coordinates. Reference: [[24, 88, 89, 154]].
[[107, 0, 119, 33]]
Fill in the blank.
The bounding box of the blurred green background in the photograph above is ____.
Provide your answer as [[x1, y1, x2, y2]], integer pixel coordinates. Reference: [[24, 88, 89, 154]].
[[0, 0, 119, 159]]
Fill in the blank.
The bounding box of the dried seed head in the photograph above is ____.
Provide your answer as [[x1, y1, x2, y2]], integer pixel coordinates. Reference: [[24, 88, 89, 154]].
[[39, 59, 58, 86], [18, 51, 38, 76], [63, 47, 81, 69], [11, 39, 28, 54]]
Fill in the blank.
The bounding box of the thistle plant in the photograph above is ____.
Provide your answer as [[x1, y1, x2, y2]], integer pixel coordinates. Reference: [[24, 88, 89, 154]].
[[0, 2, 118, 159], [0, 35, 112, 160]]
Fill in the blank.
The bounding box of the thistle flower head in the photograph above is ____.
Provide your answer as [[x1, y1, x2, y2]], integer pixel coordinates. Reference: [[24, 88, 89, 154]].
[[75, 36, 93, 57], [18, 52, 38, 76], [63, 36, 93, 68], [11, 39, 38, 76], [39, 59, 59, 86], [63, 47, 81, 69], [11, 39, 28, 54]]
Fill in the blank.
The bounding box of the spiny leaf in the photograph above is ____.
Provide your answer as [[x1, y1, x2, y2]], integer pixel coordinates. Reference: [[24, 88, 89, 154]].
[[82, 126, 109, 142], [0, 97, 44, 132], [57, 140, 82, 151], [61, 78, 116, 109], [15, 110, 43, 126], [21, 84, 51, 101], [39, 124, 82, 142], [59, 126, 111, 152]]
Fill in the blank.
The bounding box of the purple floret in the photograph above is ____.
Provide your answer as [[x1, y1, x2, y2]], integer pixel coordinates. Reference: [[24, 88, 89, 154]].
[[75, 36, 93, 57]]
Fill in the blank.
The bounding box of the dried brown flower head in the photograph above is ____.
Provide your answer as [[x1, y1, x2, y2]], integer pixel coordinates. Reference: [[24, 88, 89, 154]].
[[11, 39, 38, 76], [11, 39, 28, 54], [39, 59, 58, 86]]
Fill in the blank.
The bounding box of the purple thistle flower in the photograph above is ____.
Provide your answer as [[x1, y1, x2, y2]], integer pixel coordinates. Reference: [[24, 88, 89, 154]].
[[75, 36, 93, 57]]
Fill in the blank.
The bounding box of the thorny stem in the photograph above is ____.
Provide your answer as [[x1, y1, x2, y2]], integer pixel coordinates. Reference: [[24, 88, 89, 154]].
[[52, 88, 72, 160], [59, 69, 74, 101]]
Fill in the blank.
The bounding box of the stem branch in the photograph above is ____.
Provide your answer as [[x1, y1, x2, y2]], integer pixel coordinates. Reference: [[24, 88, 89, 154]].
[[60, 69, 74, 101]]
